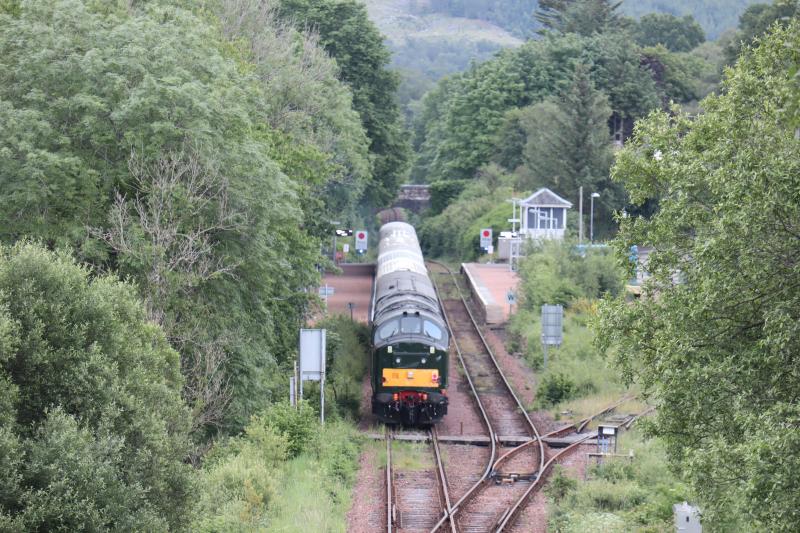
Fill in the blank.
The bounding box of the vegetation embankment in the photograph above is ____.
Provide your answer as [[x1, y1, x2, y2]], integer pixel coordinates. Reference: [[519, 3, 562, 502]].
[[599, 17, 800, 531], [502, 240, 688, 531], [0, 0, 389, 529]]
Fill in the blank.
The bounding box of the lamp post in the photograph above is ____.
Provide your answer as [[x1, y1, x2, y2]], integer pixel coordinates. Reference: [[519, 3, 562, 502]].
[[590, 192, 600, 243]]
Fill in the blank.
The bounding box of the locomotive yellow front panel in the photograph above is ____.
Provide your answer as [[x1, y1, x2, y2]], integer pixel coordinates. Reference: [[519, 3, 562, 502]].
[[382, 368, 440, 388]]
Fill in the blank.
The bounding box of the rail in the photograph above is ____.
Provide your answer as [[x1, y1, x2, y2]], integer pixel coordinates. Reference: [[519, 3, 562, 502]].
[[427, 260, 545, 532]]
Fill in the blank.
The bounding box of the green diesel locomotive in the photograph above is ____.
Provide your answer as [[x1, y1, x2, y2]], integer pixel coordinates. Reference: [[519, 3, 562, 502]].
[[371, 222, 449, 425]]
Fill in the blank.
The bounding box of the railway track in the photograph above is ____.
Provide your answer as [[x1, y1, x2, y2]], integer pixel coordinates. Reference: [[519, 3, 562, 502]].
[[387, 426, 455, 533], [428, 261, 546, 533], [378, 260, 652, 532]]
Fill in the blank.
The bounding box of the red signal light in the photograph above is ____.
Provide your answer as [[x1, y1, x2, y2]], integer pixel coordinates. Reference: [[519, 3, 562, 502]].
[[421, 393, 428, 401]]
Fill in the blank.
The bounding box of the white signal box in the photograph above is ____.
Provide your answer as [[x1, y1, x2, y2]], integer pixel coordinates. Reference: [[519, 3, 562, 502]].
[[480, 228, 492, 249], [355, 230, 368, 251]]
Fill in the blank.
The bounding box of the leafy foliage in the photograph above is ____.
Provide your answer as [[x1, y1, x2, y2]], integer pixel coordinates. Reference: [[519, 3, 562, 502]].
[[513, 64, 617, 230], [0, 242, 192, 530], [0, 0, 378, 436], [418, 166, 515, 260], [279, 0, 410, 206], [315, 316, 371, 420], [723, 0, 799, 64], [536, 0, 625, 36], [413, 30, 664, 184], [633, 12, 705, 52], [620, 0, 764, 40], [599, 20, 800, 530], [193, 411, 360, 531], [548, 430, 690, 531], [518, 241, 623, 309]]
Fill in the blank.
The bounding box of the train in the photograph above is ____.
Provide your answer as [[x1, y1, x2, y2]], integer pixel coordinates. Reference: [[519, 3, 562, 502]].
[[371, 222, 449, 425]]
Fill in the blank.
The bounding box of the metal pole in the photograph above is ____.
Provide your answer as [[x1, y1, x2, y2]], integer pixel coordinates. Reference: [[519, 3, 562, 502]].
[[542, 343, 548, 371], [578, 186, 583, 244], [590, 195, 595, 244], [320, 330, 326, 425]]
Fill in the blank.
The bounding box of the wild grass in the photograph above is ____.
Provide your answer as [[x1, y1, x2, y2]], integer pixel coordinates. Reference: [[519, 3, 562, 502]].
[[391, 441, 434, 471], [502, 242, 692, 529]]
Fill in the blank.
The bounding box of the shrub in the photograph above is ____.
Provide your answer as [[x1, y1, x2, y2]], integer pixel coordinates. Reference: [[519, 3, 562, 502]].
[[255, 402, 318, 458], [538, 372, 577, 406], [192, 418, 289, 531], [314, 316, 371, 421], [0, 242, 192, 530], [546, 465, 578, 502], [428, 179, 469, 215]]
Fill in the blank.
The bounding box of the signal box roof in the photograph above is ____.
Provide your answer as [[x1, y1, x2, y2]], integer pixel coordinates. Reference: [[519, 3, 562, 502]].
[[520, 188, 573, 208]]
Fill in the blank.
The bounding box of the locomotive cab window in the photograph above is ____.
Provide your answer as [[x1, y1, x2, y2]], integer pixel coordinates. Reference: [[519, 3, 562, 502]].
[[423, 321, 443, 340], [377, 320, 399, 341], [400, 316, 421, 333]]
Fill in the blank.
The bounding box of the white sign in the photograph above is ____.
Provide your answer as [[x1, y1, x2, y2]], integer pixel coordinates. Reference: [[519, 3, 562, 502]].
[[480, 228, 492, 249], [342, 243, 350, 254], [318, 285, 334, 297], [355, 230, 368, 250], [299, 329, 326, 382], [541, 304, 564, 346], [506, 290, 516, 305]]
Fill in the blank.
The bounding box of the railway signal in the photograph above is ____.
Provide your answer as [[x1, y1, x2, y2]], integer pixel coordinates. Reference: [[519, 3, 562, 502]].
[[355, 230, 368, 251], [480, 228, 492, 249]]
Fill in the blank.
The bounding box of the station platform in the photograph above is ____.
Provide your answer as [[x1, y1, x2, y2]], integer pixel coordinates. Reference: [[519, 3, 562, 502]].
[[461, 263, 520, 324], [317, 263, 375, 324]]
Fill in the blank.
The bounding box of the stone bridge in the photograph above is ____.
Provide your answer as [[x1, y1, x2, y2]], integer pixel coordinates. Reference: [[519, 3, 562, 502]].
[[395, 184, 430, 213]]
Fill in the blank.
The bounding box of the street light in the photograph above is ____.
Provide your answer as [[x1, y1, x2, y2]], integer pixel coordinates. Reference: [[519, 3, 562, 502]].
[[590, 192, 600, 243]]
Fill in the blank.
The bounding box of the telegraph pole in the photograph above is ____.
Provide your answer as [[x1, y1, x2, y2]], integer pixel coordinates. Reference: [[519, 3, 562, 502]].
[[578, 186, 584, 244]]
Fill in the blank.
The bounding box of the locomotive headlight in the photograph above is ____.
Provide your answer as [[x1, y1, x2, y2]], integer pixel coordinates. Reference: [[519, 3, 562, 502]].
[[395, 357, 401, 364], [421, 358, 427, 364], [430, 346, 435, 354]]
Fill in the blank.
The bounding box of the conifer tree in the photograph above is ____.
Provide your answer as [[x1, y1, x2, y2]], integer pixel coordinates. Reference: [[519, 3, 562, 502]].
[[518, 63, 615, 213]]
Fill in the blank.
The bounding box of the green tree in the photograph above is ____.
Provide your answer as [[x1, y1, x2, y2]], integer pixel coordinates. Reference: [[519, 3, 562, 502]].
[[414, 32, 662, 184], [0, 242, 192, 530], [599, 21, 800, 530], [724, 0, 799, 64], [516, 64, 614, 210], [0, 0, 365, 435], [536, 0, 624, 36], [278, 0, 410, 206], [634, 13, 705, 52]]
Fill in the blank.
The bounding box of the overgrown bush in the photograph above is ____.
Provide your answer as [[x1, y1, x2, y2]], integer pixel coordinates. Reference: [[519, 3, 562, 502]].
[[428, 179, 469, 215], [518, 240, 623, 309], [538, 373, 577, 406], [419, 165, 516, 260], [194, 412, 361, 531], [546, 465, 578, 502], [548, 429, 691, 532], [0, 242, 192, 530], [314, 316, 371, 421]]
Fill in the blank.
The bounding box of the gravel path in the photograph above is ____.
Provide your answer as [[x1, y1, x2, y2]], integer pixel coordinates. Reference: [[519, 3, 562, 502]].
[[345, 443, 385, 533]]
